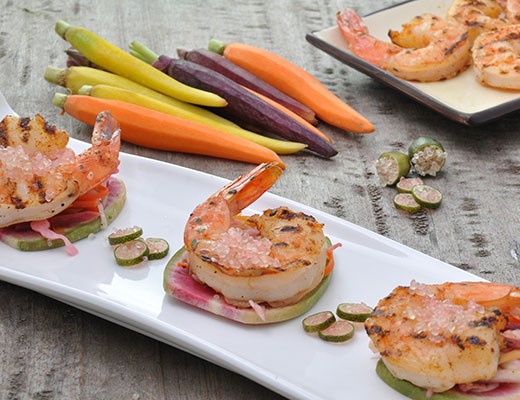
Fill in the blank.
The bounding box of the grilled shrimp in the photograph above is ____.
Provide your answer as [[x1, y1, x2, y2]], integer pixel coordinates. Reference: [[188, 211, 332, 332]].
[[184, 162, 329, 308], [0, 111, 120, 227], [337, 8, 471, 82], [471, 24, 520, 90], [448, 0, 508, 42], [366, 280, 520, 394], [505, 0, 520, 23]]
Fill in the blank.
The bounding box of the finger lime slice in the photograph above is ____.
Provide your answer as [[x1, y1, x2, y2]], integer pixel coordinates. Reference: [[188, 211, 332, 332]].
[[396, 177, 424, 193], [411, 184, 443, 209], [374, 151, 410, 186], [318, 320, 355, 343], [108, 226, 143, 245], [144, 237, 170, 260], [114, 239, 149, 266], [393, 193, 421, 213], [336, 302, 373, 322], [302, 311, 336, 333]]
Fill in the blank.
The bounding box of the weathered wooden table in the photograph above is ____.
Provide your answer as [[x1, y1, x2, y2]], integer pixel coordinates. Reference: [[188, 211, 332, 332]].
[[1, 0, 519, 398]]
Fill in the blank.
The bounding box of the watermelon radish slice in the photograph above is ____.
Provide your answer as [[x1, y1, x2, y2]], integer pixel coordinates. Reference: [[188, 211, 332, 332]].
[[376, 360, 520, 400], [163, 247, 331, 324], [0, 177, 126, 251]]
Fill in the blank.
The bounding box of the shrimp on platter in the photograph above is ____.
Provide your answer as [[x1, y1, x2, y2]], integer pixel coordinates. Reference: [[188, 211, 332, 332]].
[[182, 162, 334, 314], [365, 280, 520, 397], [471, 24, 520, 90], [504, 0, 520, 23], [336, 8, 471, 82], [0, 111, 121, 228], [448, 0, 509, 42]]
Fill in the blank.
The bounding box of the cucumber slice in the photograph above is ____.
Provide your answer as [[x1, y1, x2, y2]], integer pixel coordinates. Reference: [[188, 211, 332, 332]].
[[108, 225, 143, 245], [396, 177, 424, 193], [114, 239, 149, 266], [144, 237, 170, 260], [336, 302, 373, 322], [302, 311, 336, 333], [318, 320, 355, 343], [411, 184, 443, 209], [393, 193, 422, 213], [375, 151, 410, 186], [408, 137, 446, 177]]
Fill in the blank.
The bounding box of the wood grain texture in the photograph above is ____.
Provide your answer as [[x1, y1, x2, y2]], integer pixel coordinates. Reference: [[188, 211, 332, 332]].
[[1, 0, 520, 398]]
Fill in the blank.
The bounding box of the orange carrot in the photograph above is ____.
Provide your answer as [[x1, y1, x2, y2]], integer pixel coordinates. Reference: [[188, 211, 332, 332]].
[[53, 94, 284, 167], [69, 183, 109, 211], [323, 243, 342, 278], [210, 40, 374, 134], [243, 86, 332, 143]]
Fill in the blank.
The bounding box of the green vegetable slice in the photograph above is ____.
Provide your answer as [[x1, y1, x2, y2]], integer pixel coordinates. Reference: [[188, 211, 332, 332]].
[[393, 193, 422, 213], [302, 311, 335, 333], [318, 320, 355, 343], [411, 184, 443, 209], [336, 303, 373, 322], [374, 151, 410, 186], [108, 226, 143, 245], [408, 137, 446, 177], [396, 177, 424, 193], [144, 237, 170, 260], [114, 239, 149, 266]]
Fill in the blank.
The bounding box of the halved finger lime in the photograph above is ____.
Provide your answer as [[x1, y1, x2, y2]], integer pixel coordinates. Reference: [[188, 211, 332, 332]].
[[408, 137, 446, 177], [374, 151, 410, 186]]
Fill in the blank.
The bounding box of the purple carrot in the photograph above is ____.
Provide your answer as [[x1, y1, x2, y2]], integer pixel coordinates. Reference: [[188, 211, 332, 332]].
[[157, 58, 336, 157], [129, 41, 336, 157], [176, 47, 318, 125]]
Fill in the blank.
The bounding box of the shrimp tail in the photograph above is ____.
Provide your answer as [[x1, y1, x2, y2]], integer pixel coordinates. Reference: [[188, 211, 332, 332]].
[[217, 161, 283, 215]]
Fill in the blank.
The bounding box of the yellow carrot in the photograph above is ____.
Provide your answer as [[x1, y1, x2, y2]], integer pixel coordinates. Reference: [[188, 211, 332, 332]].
[[55, 21, 226, 107], [44, 66, 238, 128], [78, 84, 306, 154], [52, 94, 285, 167]]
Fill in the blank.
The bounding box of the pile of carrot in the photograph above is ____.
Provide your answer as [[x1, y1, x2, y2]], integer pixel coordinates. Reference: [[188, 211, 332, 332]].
[[46, 20, 375, 166]]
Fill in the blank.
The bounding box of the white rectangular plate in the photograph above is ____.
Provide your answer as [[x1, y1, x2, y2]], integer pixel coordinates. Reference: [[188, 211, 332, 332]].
[[0, 97, 482, 400], [306, 0, 520, 126]]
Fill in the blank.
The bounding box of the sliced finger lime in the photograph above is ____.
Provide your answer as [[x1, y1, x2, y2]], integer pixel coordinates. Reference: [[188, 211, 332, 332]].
[[393, 193, 421, 213], [318, 320, 355, 343], [144, 237, 170, 260], [108, 226, 143, 245], [114, 239, 149, 266], [396, 177, 424, 193], [336, 302, 373, 322], [302, 311, 336, 333], [411, 184, 443, 209]]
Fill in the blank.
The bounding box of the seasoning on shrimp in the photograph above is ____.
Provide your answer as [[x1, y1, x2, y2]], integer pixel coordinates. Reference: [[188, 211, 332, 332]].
[[0, 111, 120, 228], [366, 280, 520, 396], [336, 9, 471, 82], [183, 162, 331, 309], [471, 24, 520, 90], [447, 0, 508, 42]]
